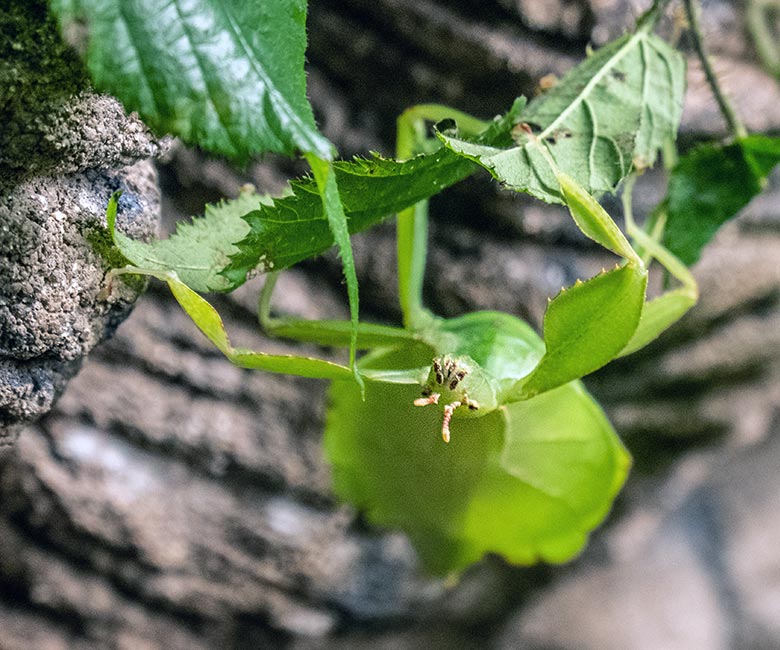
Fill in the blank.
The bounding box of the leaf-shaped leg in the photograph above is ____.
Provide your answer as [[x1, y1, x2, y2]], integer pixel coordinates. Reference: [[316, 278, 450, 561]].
[[618, 174, 699, 357], [257, 271, 422, 350], [508, 264, 647, 401]]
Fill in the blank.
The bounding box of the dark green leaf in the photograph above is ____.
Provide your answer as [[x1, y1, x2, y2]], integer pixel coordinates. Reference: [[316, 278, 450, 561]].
[[223, 106, 521, 286], [50, 0, 331, 160], [663, 136, 780, 265]]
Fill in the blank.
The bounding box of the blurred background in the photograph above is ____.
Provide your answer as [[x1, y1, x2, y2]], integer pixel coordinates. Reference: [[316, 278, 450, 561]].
[[3, 0, 780, 648]]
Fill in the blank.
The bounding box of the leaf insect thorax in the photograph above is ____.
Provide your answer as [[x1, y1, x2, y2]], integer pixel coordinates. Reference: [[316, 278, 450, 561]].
[[413, 354, 498, 443]]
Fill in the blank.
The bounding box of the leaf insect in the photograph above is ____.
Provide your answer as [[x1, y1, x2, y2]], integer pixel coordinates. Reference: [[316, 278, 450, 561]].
[[104, 0, 698, 570]]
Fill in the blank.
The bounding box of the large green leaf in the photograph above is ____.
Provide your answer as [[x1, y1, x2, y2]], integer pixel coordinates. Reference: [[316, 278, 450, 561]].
[[325, 345, 629, 575], [50, 0, 331, 160], [440, 20, 685, 203], [223, 105, 521, 286], [663, 135, 780, 265]]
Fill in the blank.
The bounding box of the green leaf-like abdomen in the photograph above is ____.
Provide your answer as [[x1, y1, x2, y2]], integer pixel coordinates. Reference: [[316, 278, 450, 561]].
[[325, 316, 630, 575]]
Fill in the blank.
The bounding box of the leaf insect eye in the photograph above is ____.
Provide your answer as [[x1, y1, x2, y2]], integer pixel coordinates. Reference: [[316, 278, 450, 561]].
[[414, 356, 481, 443], [433, 357, 444, 385]]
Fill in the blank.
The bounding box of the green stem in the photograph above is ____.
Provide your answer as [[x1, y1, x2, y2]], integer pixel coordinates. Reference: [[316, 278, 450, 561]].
[[395, 104, 488, 329], [637, 0, 676, 31], [258, 269, 421, 349], [683, 0, 748, 139], [747, 0, 780, 77], [395, 200, 430, 329], [257, 271, 279, 333], [621, 175, 697, 294]]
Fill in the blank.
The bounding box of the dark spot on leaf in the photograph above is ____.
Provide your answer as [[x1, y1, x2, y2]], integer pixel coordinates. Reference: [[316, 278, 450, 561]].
[[545, 129, 572, 146]]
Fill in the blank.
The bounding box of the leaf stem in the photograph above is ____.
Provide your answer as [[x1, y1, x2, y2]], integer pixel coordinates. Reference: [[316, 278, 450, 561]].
[[621, 174, 697, 294], [683, 0, 748, 139], [395, 105, 487, 328], [747, 0, 780, 77], [305, 153, 364, 393], [257, 271, 279, 332]]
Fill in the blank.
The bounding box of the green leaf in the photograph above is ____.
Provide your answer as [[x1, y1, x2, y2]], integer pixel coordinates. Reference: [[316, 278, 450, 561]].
[[106, 144, 482, 293], [50, 0, 331, 160], [108, 189, 273, 293], [510, 264, 647, 400], [325, 346, 629, 575], [222, 151, 474, 286], [440, 26, 685, 203], [663, 136, 780, 265], [223, 106, 521, 286]]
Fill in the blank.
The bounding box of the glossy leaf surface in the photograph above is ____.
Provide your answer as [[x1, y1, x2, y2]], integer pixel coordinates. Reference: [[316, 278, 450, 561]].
[[663, 135, 780, 265], [51, 0, 331, 160]]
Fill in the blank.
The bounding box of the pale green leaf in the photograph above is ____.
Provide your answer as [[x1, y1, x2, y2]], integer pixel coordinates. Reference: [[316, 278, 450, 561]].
[[108, 190, 273, 293], [440, 24, 685, 203]]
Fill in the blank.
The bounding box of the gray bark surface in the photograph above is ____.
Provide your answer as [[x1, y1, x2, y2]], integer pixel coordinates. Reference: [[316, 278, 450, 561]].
[[3, 1, 780, 648], [0, 1, 166, 444]]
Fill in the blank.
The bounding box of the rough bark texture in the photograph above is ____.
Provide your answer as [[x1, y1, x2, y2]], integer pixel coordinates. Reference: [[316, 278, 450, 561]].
[[0, 1, 167, 444], [3, 1, 780, 649]]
